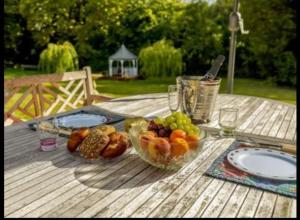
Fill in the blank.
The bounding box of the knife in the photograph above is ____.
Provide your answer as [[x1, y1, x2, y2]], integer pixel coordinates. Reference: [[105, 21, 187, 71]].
[[236, 137, 296, 155]]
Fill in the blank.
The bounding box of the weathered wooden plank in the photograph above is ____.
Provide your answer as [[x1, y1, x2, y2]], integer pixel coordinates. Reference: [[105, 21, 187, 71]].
[[183, 179, 225, 217], [5, 156, 75, 197], [6, 155, 141, 217], [243, 101, 273, 134], [4, 139, 67, 171], [251, 103, 277, 135], [268, 105, 289, 137], [44, 167, 164, 218], [272, 195, 295, 218], [200, 182, 237, 217], [5, 137, 66, 159], [254, 192, 277, 218], [74, 165, 158, 218], [66, 138, 220, 217], [5, 151, 73, 185], [4, 150, 67, 180], [285, 110, 296, 140], [5, 153, 132, 210], [290, 199, 297, 218], [238, 100, 268, 131], [112, 139, 232, 218], [218, 185, 250, 218], [166, 177, 213, 218], [260, 104, 283, 136], [4, 94, 296, 218], [134, 141, 231, 218], [4, 160, 81, 215], [237, 189, 263, 218], [5, 138, 66, 162], [23, 158, 149, 218], [147, 175, 212, 218]]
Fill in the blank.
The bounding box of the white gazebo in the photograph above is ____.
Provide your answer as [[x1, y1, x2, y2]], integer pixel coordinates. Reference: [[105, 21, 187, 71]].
[[108, 44, 138, 77]]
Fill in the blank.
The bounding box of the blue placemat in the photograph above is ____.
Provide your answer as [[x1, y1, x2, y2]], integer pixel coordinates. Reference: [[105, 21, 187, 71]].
[[205, 141, 296, 198]]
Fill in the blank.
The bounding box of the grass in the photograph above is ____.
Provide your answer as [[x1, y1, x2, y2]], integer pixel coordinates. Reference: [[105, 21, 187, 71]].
[[95, 77, 296, 105], [5, 68, 296, 120]]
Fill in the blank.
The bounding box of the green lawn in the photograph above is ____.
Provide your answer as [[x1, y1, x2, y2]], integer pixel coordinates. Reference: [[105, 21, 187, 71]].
[[5, 68, 296, 106], [95, 77, 296, 105]]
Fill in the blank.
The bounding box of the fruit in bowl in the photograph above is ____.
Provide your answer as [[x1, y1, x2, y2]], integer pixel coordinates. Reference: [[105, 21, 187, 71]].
[[129, 112, 206, 170]]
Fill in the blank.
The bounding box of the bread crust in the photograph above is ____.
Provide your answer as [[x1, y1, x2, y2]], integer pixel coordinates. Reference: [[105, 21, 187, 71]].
[[79, 129, 110, 159], [67, 128, 90, 152], [100, 132, 130, 158], [94, 125, 116, 136]]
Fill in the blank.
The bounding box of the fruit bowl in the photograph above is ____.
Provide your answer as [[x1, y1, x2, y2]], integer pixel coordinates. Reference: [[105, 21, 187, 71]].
[[128, 113, 207, 170]]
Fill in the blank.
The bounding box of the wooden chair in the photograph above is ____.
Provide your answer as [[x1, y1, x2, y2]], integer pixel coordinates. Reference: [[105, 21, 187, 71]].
[[4, 66, 111, 126]]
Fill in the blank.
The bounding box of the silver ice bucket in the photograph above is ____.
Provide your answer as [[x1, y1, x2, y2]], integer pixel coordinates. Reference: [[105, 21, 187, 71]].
[[176, 75, 221, 124]]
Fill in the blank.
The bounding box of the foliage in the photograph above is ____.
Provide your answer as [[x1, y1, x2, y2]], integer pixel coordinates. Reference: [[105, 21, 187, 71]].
[[4, 0, 297, 86], [38, 41, 79, 73], [4, 0, 37, 65], [139, 39, 183, 77], [173, 0, 226, 74], [239, 0, 296, 85]]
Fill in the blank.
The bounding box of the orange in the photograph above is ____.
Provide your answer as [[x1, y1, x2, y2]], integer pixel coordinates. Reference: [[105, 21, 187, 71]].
[[170, 129, 186, 142], [170, 138, 189, 158], [185, 134, 200, 150]]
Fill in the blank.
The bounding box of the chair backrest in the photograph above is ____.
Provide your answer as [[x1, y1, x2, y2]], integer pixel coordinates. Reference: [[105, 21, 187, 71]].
[[4, 66, 95, 126]]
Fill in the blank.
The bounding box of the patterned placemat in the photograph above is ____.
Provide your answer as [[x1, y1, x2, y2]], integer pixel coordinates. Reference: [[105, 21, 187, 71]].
[[205, 141, 296, 198]]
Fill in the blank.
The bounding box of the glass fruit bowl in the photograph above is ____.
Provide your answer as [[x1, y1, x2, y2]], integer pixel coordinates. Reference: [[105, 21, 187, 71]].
[[128, 122, 207, 171]]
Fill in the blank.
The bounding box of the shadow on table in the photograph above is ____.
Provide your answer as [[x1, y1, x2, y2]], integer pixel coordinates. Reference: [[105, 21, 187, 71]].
[[73, 152, 176, 190], [4, 137, 80, 171], [5, 136, 175, 190]]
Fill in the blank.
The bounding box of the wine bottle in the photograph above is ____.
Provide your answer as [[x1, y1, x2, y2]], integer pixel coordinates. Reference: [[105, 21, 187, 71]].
[[202, 55, 225, 81]]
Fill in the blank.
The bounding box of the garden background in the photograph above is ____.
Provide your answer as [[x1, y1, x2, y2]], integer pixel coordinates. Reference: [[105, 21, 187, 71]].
[[5, 0, 296, 106]]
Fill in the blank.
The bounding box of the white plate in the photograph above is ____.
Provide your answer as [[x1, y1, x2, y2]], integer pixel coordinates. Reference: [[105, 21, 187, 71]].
[[57, 113, 108, 128], [227, 147, 296, 181]]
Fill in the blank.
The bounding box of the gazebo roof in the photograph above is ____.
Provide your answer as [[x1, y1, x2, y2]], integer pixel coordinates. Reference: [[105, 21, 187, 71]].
[[109, 44, 137, 60]]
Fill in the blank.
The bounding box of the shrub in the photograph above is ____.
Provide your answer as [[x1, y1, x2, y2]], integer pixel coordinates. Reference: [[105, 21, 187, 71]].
[[138, 39, 183, 78], [273, 52, 296, 86], [38, 41, 79, 73]]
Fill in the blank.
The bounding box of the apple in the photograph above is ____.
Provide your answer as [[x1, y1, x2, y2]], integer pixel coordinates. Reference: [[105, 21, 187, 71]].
[[147, 137, 171, 160], [139, 131, 157, 150]]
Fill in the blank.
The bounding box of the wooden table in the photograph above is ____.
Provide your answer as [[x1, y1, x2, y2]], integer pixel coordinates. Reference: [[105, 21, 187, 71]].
[[4, 94, 297, 218]]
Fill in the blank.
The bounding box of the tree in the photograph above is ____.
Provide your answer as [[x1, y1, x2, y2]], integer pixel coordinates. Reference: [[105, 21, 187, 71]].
[[4, 0, 37, 65], [239, 0, 296, 85], [139, 39, 183, 77], [38, 41, 79, 73], [174, 0, 225, 74]]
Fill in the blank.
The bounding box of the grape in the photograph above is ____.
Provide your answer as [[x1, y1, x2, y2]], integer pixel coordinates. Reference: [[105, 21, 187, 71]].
[[166, 116, 175, 124], [186, 117, 192, 124], [157, 124, 164, 130], [172, 112, 180, 117], [162, 121, 169, 128], [177, 124, 184, 130], [154, 117, 163, 125], [176, 119, 183, 125], [158, 129, 166, 137], [184, 125, 191, 132], [170, 123, 177, 130]]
